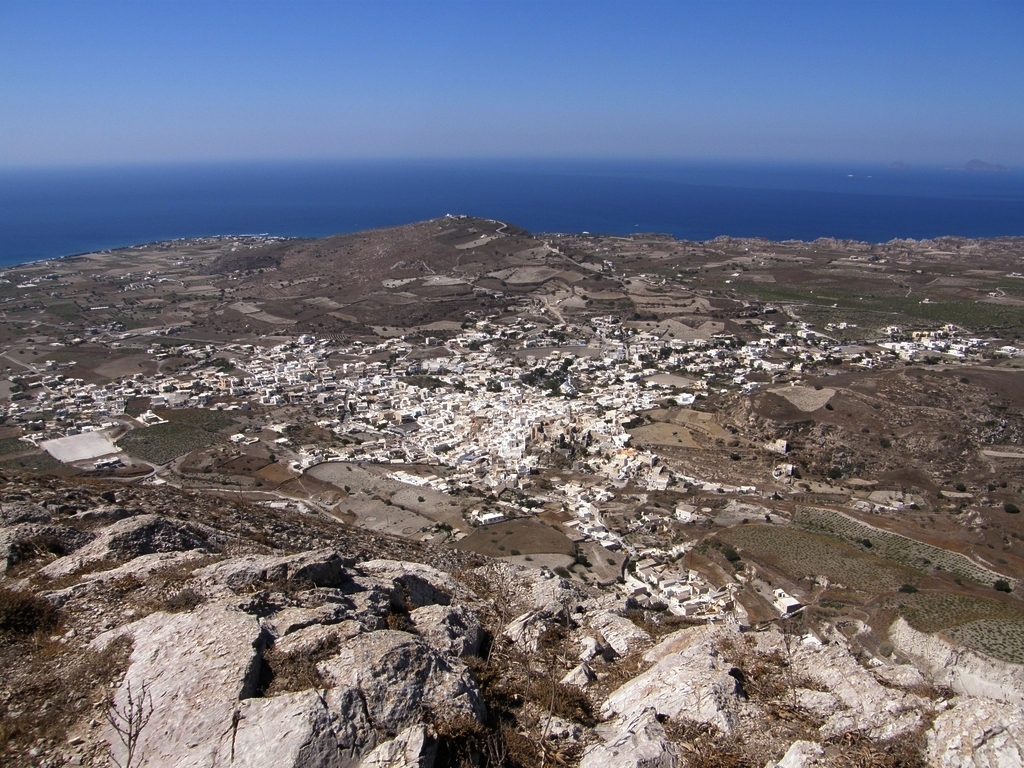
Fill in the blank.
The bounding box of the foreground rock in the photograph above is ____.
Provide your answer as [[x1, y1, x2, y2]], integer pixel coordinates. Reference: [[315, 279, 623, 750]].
[[926, 698, 1024, 767]]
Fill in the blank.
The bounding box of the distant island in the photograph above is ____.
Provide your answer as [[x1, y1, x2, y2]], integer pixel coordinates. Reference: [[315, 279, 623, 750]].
[[962, 159, 1009, 172]]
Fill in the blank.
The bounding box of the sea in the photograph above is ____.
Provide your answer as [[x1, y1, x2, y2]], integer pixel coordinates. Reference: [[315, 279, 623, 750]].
[[1, 159, 1022, 268]]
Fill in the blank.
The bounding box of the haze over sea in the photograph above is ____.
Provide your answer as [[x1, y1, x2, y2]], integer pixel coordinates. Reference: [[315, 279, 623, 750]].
[[1, 160, 1022, 268]]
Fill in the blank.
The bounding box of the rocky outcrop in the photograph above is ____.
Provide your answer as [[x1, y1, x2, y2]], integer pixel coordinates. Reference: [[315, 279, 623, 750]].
[[193, 548, 352, 592], [586, 609, 651, 657], [790, 629, 929, 741], [601, 626, 740, 734], [358, 559, 464, 608], [580, 708, 680, 768], [767, 740, 827, 768], [39, 514, 211, 579], [926, 698, 1024, 767], [90, 600, 267, 768], [409, 603, 483, 657], [0, 521, 94, 574], [1, 501, 53, 525], [357, 725, 434, 768], [318, 630, 485, 734], [232, 691, 341, 768], [890, 616, 1024, 704]]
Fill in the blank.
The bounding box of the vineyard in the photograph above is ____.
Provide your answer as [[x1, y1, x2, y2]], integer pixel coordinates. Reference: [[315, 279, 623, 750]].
[[719, 524, 916, 592], [793, 506, 1008, 586]]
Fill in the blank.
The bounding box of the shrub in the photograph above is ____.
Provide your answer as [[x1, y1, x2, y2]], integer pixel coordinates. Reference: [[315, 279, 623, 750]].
[[0, 587, 58, 635], [994, 580, 1013, 593], [898, 583, 919, 594], [1005, 503, 1021, 515], [722, 547, 741, 563], [162, 588, 204, 613]]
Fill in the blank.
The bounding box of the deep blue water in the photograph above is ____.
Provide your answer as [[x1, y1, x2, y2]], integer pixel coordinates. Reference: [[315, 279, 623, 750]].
[[1, 160, 1022, 267]]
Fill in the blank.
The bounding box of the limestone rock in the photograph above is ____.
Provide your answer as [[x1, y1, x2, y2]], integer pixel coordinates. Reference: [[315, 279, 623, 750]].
[[272, 620, 364, 658], [266, 602, 355, 637], [231, 690, 341, 768], [0, 522, 94, 574], [587, 609, 651, 656], [791, 629, 929, 741], [318, 630, 485, 739], [91, 600, 267, 768], [562, 662, 596, 688], [409, 603, 483, 657], [890, 617, 1024, 704], [358, 559, 461, 609], [601, 626, 740, 734], [42, 550, 211, 606], [540, 715, 584, 742], [73, 504, 138, 523], [0, 500, 52, 525], [357, 725, 434, 768], [872, 663, 927, 689], [194, 549, 353, 592], [580, 708, 680, 768], [768, 740, 827, 768], [926, 698, 1024, 768], [39, 514, 209, 579]]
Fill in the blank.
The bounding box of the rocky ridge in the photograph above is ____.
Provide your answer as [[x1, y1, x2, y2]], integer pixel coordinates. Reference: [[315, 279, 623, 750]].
[[1, 474, 1023, 767]]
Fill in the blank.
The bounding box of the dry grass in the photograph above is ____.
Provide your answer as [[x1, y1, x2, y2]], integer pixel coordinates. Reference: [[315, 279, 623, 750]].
[[0, 634, 132, 766]]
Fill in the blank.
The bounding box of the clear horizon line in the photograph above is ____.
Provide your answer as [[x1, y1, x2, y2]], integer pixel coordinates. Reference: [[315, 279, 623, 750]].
[[0, 155, 1017, 173]]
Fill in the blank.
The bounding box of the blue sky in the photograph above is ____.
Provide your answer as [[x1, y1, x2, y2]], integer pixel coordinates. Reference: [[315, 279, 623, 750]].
[[1, 0, 1021, 167]]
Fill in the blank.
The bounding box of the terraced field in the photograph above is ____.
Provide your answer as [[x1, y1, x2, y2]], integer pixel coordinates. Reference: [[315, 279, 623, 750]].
[[793, 506, 1006, 585], [946, 619, 1024, 664], [883, 591, 1024, 663], [719, 524, 917, 592]]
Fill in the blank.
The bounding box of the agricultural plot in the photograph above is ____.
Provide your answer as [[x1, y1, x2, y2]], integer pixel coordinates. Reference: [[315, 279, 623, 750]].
[[117, 411, 236, 466], [946, 620, 1024, 664], [719, 524, 916, 592], [793, 506, 1007, 585], [884, 592, 1024, 663]]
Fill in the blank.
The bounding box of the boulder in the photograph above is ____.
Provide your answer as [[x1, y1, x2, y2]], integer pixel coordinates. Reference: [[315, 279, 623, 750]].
[[194, 549, 352, 593], [358, 559, 461, 609], [601, 626, 740, 734], [502, 607, 562, 654], [357, 725, 435, 768], [587, 609, 650, 656], [0, 522, 94, 574], [0, 500, 52, 525], [91, 600, 268, 768], [926, 698, 1024, 768], [318, 630, 485, 745], [580, 708, 680, 768], [73, 504, 138, 523], [231, 690, 341, 768], [39, 514, 209, 579], [561, 662, 596, 688], [409, 603, 483, 657]]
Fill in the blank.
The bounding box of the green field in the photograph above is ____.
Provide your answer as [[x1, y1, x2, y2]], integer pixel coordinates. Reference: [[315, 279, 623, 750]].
[[719, 524, 917, 592], [737, 282, 1024, 334], [793, 506, 1005, 585], [117, 410, 236, 465], [946, 620, 1024, 664]]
